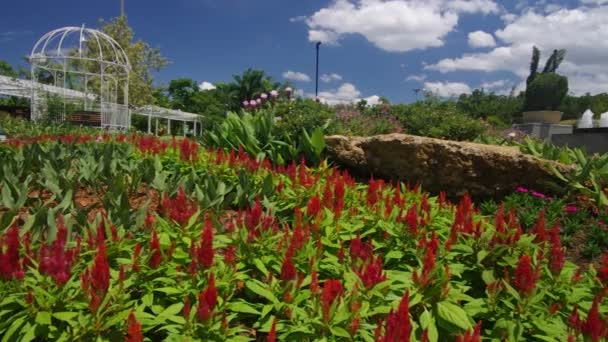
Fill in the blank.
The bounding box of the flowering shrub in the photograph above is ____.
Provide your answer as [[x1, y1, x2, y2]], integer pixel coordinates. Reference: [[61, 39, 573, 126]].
[[0, 132, 607, 341]]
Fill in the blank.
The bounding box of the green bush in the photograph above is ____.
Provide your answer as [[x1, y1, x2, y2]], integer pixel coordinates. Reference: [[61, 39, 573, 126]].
[[397, 102, 484, 141], [524, 73, 569, 111], [274, 99, 335, 137]]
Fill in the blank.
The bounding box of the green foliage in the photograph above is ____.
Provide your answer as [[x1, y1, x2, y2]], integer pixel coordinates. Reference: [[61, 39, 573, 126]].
[[330, 104, 403, 136], [201, 108, 325, 165], [98, 16, 169, 107], [217, 69, 283, 112], [524, 73, 569, 111], [0, 60, 17, 77], [559, 93, 608, 120], [396, 100, 484, 141], [274, 98, 335, 138], [0, 129, 607, 341], [456, 89, 524, 124]]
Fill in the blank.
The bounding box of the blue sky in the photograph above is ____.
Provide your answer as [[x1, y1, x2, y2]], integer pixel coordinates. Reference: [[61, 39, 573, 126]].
[[1, 0, 607, 104]]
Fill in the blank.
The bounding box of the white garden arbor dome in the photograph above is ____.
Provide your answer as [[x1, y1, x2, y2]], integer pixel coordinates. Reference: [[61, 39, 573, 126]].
[[29, 25, 131, 129]]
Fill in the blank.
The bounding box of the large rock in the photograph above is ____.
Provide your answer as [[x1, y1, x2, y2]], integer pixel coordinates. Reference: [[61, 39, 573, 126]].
[[325, 134, 574, 199]]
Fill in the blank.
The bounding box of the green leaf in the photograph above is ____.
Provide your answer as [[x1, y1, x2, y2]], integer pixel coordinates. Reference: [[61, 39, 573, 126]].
[[1, 315, 26, 342], [35, 311, 52, 325], [246, 280, 279, 304], [227, 302, 260, 315], [154, 287, 182, 295], [420, 309, 438, 342], [436, 301, 472, 331], [52, 312, 78, 323]]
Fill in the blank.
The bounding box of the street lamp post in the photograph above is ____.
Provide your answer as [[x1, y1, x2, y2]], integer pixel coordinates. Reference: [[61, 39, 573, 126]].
[[315, 42, 321, 100]]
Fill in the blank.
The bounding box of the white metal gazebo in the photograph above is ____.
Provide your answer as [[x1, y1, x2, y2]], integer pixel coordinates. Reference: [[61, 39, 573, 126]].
[[29, 25, 131, 129], [133, 105, 201, 136]]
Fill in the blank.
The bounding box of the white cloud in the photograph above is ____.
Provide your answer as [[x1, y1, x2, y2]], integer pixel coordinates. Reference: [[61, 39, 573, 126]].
[[362, 95, 381, 106], [406, 74, 427, 82], [427, 5, 608, 94], [282, 70, 311, 82], [468, 30, 496, 48], [303, 0, 500, 52], [580, 0, 608, 5], [199, 81, 216, 91], [320, 73, 343, 83], [316, 82, 361, 105], [424, 81, 472, 97], [289, 16, 307, 23]]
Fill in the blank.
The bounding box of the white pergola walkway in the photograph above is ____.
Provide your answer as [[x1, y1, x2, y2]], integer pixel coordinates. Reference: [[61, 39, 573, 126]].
[[1, 76, 202, 136], [0, 75, 95, 101], [133, 105, 201, 136]]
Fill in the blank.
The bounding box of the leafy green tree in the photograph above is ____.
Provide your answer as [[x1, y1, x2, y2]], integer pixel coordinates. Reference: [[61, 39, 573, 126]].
[[0, 60, 17, 77], [219, 68, 282, 111], [98, 16, 169, 107], [457, 89, 524, 125]]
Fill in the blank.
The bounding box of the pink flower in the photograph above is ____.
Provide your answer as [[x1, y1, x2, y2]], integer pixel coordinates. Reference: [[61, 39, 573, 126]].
[[565, 205, 578, 213], [260, 93, 268, 100], [285, 87, 293, 95], [242, 100, 250, 108], [515, 186, 529, 193], [531, 191, 546, 199], [256, 98, 262, 105], [270, 90, 279, 98], [249, 100, 257, 108]]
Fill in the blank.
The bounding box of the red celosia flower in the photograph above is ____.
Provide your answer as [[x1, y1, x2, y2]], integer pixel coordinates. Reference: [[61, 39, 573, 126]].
[[198, 215, 215, 269], [144, 211, 155, 229], [532, 211, 548, 243], [307, 195, 322, 218], [367, 178, 383, 207], [350, 235, 374, 263], [377, 291, 412, 342], [357, 256, 386, 289], [179, 138, 199, 162], [580, 296, 608, 342], [351, 316, 361, 335], [268, 318, 277, 342], [149, 230, 162, 268], [197, 273, 218, 321], [405, 205, 418, 235], [161, 188, 198, 226], [204, 273, 218, 309], [513, 255, 539, 296], [132, 243, 142, 272], [125, 311, 143, 342], [280, 256, 297, 281], [183, 296, 192, 319], [224, 246, 236, 265], [0, 224, 23, 281], [82, 238, 110, 312], [455, 322, 482, 342], [333, 177, 345, 219], [321, 279, 344, 320], [549, 224, 565, 275], [38, 216, 78, 285]]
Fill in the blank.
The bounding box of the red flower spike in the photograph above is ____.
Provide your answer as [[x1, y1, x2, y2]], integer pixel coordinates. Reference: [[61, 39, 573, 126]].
[[198, 215, 215, 269], [581, 296, 608, 342], [321, 279, 344, 321], [268, 318, 277, 342], [204, 273, 218, 310], [598, 254, 608, 285], [549, 224, 565, 275], [183, 296, 192, 319], [149, 230, 162, 268], [513, 255, 539, 296], [197, 296, 211, 321], [0, 224, 22, 281], [357, 256, 386, 289], [132, 243, 142, 272], [280, 256, 297, 281], [125, 311, 143, 342], [377, 291, 412, 342], [307, 195, 322, 218], [455, 322, 482, 342]]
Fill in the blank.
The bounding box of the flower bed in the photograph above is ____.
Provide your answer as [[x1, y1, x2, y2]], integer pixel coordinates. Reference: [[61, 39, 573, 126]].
[[0, 134, 607, 341]]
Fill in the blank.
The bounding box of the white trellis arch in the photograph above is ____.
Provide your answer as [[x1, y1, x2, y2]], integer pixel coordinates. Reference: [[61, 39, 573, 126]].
[[29, 25, 131, 129]]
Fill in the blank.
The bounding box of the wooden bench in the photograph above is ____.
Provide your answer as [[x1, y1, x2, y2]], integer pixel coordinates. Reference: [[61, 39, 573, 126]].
[[68, 111, 101, 127]]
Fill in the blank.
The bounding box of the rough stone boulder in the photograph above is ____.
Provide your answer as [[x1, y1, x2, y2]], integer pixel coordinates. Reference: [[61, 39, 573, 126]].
[[324, 134, 574, 199]]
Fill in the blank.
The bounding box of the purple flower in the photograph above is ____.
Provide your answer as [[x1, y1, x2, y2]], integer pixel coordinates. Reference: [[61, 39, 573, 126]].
[[249, 100, 257, 108], [516, 186, 529, 193], [242, 100, 250, 108], [564, 205, 578, 213], [270, 90, 279, 98], [531, 191, 546, 199]]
